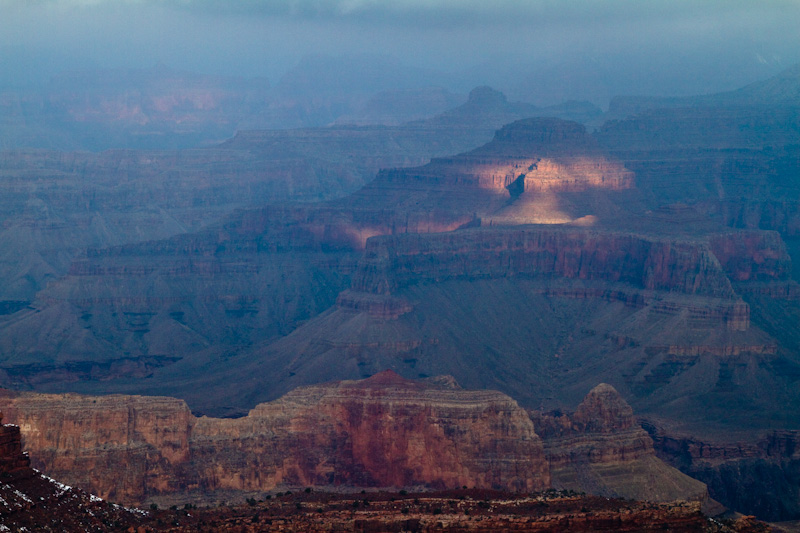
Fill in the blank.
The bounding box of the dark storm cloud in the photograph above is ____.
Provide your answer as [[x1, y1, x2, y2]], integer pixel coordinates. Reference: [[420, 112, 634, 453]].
[[128, 0, 800, 38], [145, 0, 790, 24], [7, 0, 799, 28]]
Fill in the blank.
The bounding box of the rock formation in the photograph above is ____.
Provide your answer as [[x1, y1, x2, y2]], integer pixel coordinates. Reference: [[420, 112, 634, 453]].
[[0, 375, 705, 508], [6, 112, 785, 406], [532, 384, 706, 503], [2, 106, 789, 442], [351, 227, 742, 307]]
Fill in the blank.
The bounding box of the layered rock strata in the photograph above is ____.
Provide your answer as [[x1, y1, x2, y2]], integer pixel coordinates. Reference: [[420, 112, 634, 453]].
[[0, 87, 565, 303], [377, 118, 633, 194], [350, 227, 750, 330], [532, 384, 707, 503], [0, 373, 547, 503], [0, 374, 704, 508], [354, 228, 736, 296], [7, 112, 793, 398]]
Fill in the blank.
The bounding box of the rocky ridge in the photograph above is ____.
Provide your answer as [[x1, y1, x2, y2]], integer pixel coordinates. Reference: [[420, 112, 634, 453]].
[[533, 384, 706, 504], [0, 374, 704, 508], [350, 227, 748, 328]]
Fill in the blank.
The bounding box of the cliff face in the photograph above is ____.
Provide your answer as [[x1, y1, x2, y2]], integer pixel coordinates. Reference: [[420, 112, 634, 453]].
[[348, 117, 637, 230], [0, 392, 194, 502], [353, 227, 736, 298], [0, 373, 549, 503], [349, 227, 749, 332], [0, 413, 31, 476], [378, 118, 633, 194], [708, 231, 792, 282], [191, 371, 549, 495], [0, 375, 702, 507]]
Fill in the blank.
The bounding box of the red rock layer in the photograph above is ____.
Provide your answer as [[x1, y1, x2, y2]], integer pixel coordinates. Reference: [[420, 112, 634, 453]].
[[0, 372, 549, 504], [0, 413, 146, 531], [192, 371, 549, 495], [0, 375, 705, 507], [708, 231, 792, 282]]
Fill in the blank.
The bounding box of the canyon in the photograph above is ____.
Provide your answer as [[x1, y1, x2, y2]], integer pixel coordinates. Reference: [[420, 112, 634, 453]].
[[0, 64, 799, 523], [0, 86, 589, 303], [645, 422, 800, 522]]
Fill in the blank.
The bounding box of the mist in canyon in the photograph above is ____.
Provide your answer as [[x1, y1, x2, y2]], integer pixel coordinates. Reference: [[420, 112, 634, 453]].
[[3, 1, 800, 528], [2, 0, 799, 105]]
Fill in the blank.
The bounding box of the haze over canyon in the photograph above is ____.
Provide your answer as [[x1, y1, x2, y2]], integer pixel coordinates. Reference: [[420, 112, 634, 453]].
[[1, 1, 800, 531]]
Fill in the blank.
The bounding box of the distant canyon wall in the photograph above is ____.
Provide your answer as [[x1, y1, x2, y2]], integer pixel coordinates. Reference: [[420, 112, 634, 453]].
[[645, 421, 800, 521], [345, 226, 791, 332]]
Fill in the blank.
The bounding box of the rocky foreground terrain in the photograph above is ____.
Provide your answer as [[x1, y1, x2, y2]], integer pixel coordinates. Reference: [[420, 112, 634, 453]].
[[142, 490, 768, 533]]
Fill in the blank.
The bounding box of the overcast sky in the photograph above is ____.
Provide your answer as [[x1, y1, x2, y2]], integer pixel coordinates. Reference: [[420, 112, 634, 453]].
[[2, 0, 799, 103]]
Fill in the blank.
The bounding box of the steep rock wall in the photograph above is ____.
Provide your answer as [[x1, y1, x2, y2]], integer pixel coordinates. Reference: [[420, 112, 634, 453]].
[[348, 227, 750, 330], [0, 375, 704, 507], [0, 373, 549, 504], [190, 371, 548, 495], [352, 228, 737, 298]]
